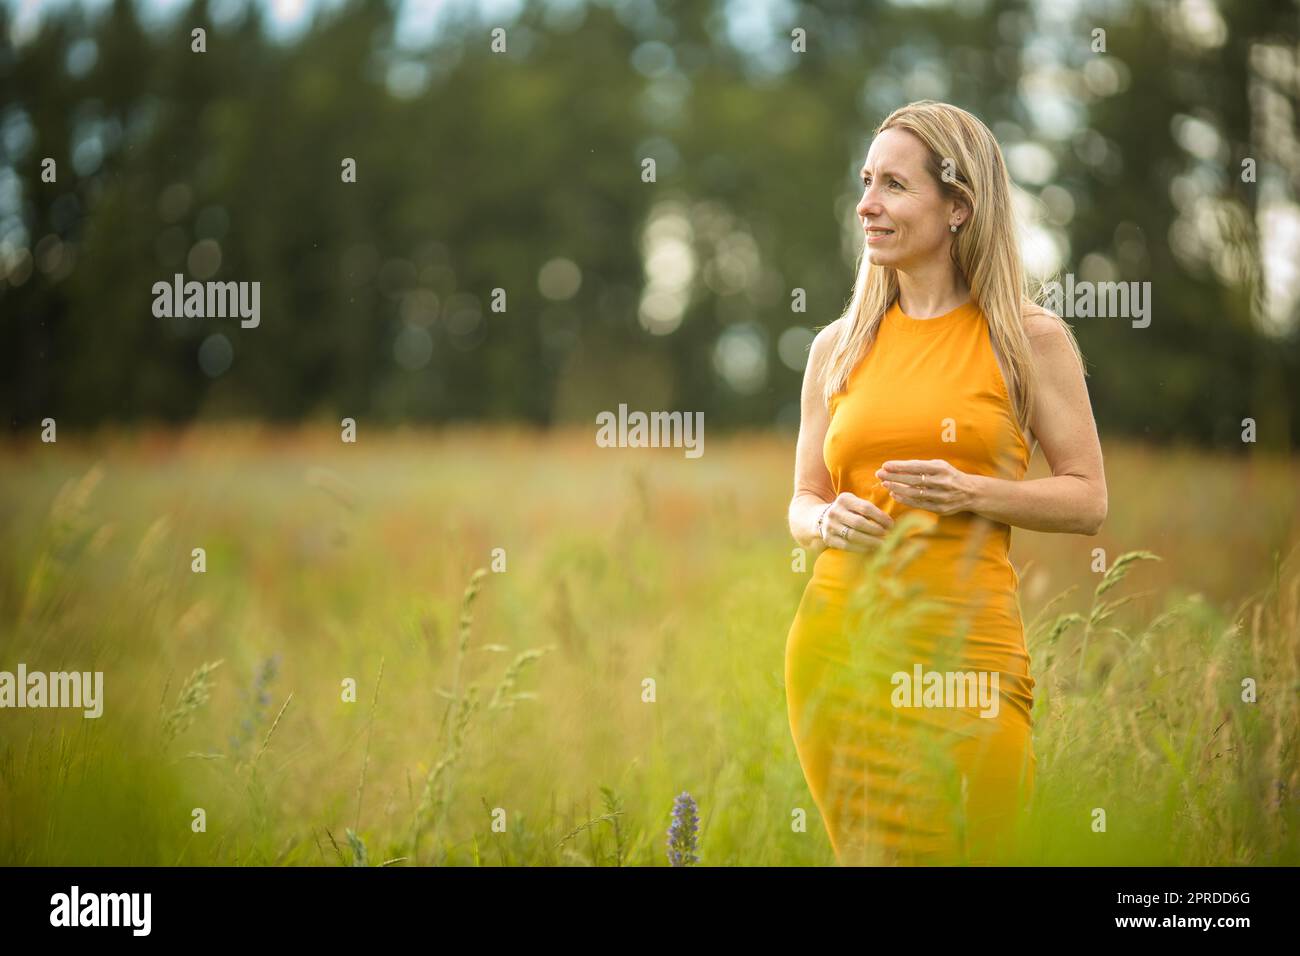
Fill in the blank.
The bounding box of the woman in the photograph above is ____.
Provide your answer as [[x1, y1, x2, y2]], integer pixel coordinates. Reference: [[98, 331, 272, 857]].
[[785, 100, 1107, 866]]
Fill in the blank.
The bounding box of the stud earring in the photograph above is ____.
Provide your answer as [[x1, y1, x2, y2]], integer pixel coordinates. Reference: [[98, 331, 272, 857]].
[[950, 223, 959, 233]]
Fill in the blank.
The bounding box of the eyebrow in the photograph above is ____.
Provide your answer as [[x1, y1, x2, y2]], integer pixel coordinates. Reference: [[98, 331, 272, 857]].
[[860, 168, 907, 182]]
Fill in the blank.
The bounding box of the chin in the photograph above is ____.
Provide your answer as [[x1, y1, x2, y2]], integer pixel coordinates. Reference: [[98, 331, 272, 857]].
[[866, 247, 900, 268]]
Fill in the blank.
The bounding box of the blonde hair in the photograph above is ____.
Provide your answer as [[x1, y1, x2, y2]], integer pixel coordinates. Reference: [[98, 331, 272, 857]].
[[820, 100, 1086, 437]]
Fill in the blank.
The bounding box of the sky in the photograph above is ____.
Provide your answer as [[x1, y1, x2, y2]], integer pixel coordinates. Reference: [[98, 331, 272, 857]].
[[3, 0, 533, 44], [1, 0, 820, 48]]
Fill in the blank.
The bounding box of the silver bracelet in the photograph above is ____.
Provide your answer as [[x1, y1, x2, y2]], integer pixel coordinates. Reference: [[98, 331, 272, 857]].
[[815, 502, 833, 542]]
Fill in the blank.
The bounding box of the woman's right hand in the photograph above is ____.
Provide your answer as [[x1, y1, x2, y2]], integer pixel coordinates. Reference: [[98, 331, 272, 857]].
[[819, 492, 895, 552]]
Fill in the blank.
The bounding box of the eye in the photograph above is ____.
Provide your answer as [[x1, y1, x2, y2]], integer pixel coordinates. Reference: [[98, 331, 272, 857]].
[[889, 179, 903, 190]]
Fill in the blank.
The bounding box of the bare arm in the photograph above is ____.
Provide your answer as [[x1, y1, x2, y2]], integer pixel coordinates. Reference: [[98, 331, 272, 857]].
[[789, 324, 837, 552], [968, 310, 1108, 535], [788, 321, 895, 552]]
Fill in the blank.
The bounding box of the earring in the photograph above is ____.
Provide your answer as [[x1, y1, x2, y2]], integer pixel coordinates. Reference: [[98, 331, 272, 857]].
[[950, 223, 959, 233]]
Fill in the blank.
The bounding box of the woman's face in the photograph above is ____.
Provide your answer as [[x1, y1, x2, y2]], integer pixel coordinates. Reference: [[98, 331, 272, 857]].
[[856, 127, 963, 271]]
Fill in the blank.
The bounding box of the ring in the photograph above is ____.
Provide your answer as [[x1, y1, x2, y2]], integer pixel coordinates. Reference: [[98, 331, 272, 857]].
[[839, 525, 851, 540]]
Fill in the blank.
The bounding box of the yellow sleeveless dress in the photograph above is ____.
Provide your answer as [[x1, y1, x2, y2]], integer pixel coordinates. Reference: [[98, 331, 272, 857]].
[[785, 297, 1036, 865]]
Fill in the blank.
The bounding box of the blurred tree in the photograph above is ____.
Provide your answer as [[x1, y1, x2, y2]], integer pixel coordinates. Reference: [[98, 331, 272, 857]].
[[0, 0, 1295, 450]]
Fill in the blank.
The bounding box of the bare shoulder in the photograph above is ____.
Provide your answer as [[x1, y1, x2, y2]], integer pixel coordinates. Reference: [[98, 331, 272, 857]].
[[1021, 300, 1088, 386], [811, 316, 846, 350], [1021, 301, 1069, 342], [807, 317, 846, 371]]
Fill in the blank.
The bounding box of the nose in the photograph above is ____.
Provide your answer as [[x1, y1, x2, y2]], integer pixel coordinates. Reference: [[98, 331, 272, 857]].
[[857, 183, 883, 221]]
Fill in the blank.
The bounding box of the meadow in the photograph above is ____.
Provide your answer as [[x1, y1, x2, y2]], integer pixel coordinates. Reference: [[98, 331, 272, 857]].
[[0, 425, 1296, 865]]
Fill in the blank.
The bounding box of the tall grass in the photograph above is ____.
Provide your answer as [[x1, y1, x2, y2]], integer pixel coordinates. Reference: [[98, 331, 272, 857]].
[[0, 426, 1295, 865]]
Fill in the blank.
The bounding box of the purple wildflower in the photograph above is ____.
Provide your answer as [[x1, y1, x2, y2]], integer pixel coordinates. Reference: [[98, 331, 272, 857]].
[[666, 791, 700, 866], [230, 654, 280, 757]]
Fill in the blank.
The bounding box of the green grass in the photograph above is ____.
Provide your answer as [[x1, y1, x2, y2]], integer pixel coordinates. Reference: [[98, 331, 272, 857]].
[[0, 425, 1296, 865]]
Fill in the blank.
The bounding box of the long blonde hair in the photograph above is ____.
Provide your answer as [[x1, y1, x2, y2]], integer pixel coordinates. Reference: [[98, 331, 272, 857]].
[[820, 100, 1085, 437]]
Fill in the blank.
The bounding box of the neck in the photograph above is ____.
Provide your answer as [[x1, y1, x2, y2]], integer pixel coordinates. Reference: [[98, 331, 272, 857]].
[[894, 261, 970, 318]]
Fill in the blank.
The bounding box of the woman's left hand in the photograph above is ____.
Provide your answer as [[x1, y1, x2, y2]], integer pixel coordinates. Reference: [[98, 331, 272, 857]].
[[876, 459, 978, 516]]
